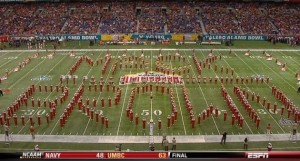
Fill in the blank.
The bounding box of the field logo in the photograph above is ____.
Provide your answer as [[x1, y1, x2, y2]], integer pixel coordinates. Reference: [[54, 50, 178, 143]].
[[119, 71, 183, 85], [279, 117, 299, 126], [4, 56, 18, 60], [251, 75, 272, 80], [60, 75, 77, 80], [31, 75, 53, 81]]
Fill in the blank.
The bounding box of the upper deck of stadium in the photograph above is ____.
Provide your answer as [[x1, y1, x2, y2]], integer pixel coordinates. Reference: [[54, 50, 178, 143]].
[[0, 0, 300, 36]]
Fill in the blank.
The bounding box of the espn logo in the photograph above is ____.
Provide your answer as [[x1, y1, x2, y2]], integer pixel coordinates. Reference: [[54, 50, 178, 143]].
[[247, 153, 269, 159]]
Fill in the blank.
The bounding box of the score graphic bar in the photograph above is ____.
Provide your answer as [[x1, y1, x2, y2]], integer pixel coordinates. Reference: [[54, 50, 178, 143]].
[[43, 152, 168, 159], [169, 152, 300, 159], [10, 151, 300, 160], [169, 152, 244, 158]]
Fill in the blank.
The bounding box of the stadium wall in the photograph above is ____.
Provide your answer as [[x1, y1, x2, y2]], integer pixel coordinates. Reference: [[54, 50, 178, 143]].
[[8, 33, 295, 44]]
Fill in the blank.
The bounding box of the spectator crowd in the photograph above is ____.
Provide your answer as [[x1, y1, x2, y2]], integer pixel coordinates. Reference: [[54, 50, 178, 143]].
[[0, 1, 300, 36]]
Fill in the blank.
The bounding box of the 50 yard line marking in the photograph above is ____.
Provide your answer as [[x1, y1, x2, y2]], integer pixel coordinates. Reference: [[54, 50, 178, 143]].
[[116, 51, 136, 136], [150, 50, 153, 120], [150, 99, 153, 120]]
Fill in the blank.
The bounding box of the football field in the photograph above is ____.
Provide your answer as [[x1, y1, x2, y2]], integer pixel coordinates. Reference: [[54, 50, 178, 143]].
[[0, 46, 299, 140]]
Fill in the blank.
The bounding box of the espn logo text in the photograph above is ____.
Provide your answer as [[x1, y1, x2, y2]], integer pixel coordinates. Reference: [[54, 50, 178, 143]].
[[247, 153, 269, 159]]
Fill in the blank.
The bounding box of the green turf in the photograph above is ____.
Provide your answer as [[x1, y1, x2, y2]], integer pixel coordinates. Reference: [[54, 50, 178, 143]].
[[0, 141, 299, 152], [2, 40, 300, 50], [0, 41, 299, 151]]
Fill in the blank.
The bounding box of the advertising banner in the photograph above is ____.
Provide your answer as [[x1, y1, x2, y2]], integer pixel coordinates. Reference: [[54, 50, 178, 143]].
[[203, 34, 268, 41], [101, 35, 112, 41], [37, 35, 101, 41], [131, 34, 171, 40], [0, 35, 9, 42], [172, 34, 184, 41]]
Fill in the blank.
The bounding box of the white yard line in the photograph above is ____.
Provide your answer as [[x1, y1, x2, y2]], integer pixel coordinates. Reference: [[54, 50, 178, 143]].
[[49, 52, 95, 135], [82, 52, 105, 135], [150, 50, 153, 71], [197, 50, 254, 134], [2, 48, 300, 52], [0, 52, 24, 68], [168, 51, 187, 135], [150, 99, 153, 120], [292, 50, 300, 56], [278, 51, 300, 72], [173, 86, 187, 135], [184, 51, 223, 135], [11, 48, 298, 136], [116, 51, 135, 136], [1, 145, 300, 151], [17, 53, 69, 134], [236, 51, 297, 91], [221, 50, 286, 133], [116, 78, 131, 135], [82, 51, 119, 135], [150, 50, 153, 120], [9, 59, 48, 88], [0, 52, 9, 58]]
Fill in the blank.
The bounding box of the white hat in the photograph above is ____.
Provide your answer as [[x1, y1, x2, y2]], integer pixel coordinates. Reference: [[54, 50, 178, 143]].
[[268, 143, 272, 146]]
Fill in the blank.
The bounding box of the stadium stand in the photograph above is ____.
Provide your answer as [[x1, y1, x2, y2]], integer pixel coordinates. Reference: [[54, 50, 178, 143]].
[[23, 3, 69, 35], [237, 3, 276, 35], [0, 1, 300, 36], [167, 1, 201, 34], [138, 5, 165, 34], [61, 2, 101, 34], [0, 4, 38, 36], [100, 2, 137, 34], [201, 2, 241, 34], [264, 3, 300, 36]]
